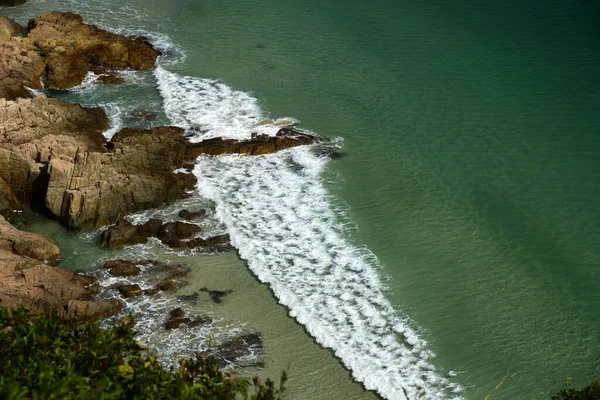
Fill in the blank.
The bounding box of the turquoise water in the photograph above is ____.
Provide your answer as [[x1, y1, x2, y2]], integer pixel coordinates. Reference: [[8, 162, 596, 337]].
[[4, 0, 600, 399]]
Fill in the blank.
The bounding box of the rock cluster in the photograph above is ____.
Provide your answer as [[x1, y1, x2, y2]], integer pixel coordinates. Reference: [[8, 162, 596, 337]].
[[0, 11, 160, 98]]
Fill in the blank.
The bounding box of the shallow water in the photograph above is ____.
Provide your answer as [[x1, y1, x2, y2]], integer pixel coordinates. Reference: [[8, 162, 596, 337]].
[[3, 0, 600, 399]]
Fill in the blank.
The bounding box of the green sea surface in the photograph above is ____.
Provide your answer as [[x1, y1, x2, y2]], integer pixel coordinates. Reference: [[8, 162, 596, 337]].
[[3, 0, 600, 399]]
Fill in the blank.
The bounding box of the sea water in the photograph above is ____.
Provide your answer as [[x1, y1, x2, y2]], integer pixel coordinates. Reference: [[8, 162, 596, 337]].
[[3, 0, 600, 399]]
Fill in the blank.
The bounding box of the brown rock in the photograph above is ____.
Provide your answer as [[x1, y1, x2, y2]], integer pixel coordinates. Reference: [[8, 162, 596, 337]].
[[0, 41, 45, 100], [65, 298, 121, 322], [101, 218, 161, 249], [157, 221, 202, 242], [178, 209, 206, 220], [164, 308, 212, 330], [26, 12, 161, 89], [96, 74, 125, 85], [217, 334, 263, 361], [188, 128, 322, 157], [0, 17, 26, 41], [117, 284, 142, 298], [0, 215, 61, 262], [104, 259, 141, 276]]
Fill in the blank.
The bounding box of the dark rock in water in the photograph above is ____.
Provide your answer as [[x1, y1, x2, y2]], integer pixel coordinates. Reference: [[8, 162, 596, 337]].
[[0, 0, 27, 7], [131, 110, 157, 121], [217, 334, 263, 361], [156, 278, 185, 292], [143, 287, 160, 296], [199, 287, 233, 304], [188, 128, 322, 157], [178, 292, 200, 304], [164, 307, 212, 330], [169, 307, 185, 319], [26, 11, 161, 90], [157, 221, 202, 242], [101, 219, 162, 249], [96, 74, 125, 85], [178, 209, 207, 221], [104, 259, 141, 277], [165, 234, 230, 250], [118, 284, 142, 298]]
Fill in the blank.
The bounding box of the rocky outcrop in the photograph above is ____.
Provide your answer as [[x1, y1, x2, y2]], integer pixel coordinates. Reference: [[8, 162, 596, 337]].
[[0, 215, 61, 262], [188, 128, 322, 157], [0, 41, 45, 101], [25, 11, 161, 90], [0, 217, 121, 321]]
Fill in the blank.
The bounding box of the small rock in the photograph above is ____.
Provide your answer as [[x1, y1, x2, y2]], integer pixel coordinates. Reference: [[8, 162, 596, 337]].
[[131, 110, 157, 121], [104, 260, 141, 277], [218, 333, 263, 361], [169, 307, 185, 319], [117, 284, 142, 298], [97, 74, 125, 85], [178, 209, 207, 221]]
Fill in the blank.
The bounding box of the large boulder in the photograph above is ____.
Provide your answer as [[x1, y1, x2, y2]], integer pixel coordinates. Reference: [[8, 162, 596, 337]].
[[0, 218, 121, 321], [0, 215, 61, 262], [0, 16, 26, 41], [26, 11, 161, 89], [0, 41, 45, 100]]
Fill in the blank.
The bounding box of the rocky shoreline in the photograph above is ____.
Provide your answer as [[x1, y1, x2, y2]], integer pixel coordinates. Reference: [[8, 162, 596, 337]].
[[0, 9, 321, 363]]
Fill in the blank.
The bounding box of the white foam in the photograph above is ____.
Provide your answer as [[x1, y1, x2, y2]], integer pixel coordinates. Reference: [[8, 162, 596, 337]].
[[155, 69, 462, 399], [154, 67, 296, 142]]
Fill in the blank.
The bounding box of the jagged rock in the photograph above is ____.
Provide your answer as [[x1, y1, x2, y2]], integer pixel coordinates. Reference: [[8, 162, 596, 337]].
[[199, 287, 233, 304], [188, 128, 322, 157], [96, 74, 125, 85], [26, 12, 161, 90], [178, 209, 206, 220], [104, 259, 141, 276], [217, 334, 263, 362], [0, 41, 45, 100], [117, 284, 142, 298], [0, 0, 27, 8], [0, 16, 26, 41], [0, 176, 21, 217], [0, 215, 61, 262]]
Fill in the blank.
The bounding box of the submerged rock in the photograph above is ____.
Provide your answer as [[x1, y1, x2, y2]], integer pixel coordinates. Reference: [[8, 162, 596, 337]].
[[217, 334, 263, 362], [164, 307, 212, 330], [199, 287, 233, 304]]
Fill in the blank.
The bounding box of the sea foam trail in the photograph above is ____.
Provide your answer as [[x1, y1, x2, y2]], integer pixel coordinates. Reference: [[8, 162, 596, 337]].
[[156, 68, 462, 400]]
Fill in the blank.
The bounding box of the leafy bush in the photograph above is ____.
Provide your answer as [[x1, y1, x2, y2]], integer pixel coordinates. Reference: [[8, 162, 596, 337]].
[[551, 377, 600, 400], [0, 306, 286, 400]]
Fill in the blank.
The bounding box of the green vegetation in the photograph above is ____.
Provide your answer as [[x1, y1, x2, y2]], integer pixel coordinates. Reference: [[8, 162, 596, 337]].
[[0, 306, 286, 400], [552, 378, 600, 400]]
